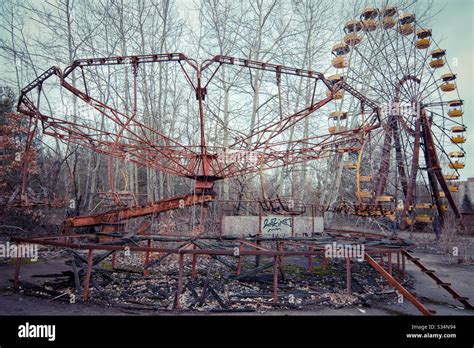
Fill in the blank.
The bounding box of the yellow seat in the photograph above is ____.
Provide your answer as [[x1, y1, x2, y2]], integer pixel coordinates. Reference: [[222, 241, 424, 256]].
[[448, 109, 463, 117], [415, 28, 431, 48], [358, 190, 372, 198], [441, 83, 456, 92], [430, 59, 445, 68], [328, 74, 343, 83], [451, 125, 466, 133], [398, 23, 414, 35], [376, 195, 393, 203], [344, 162, 357, 170], [329, 111, 348, 120], [415, 203, 432, 209], [415, 214, 433, 223], [448, 185, 459, 192], [382, 17, 396, 29], [447, 100, 463, 117], [344, 32, 362, 46], [429, 49, 446, 69], [362, 19, 378, 31], [444, 174, 459, 180], [415, 38, 430, 49], [332, 43, 350, 54], [359, 175, 372, 182], [441, 73, 456, 92], [450, 135, 465, 144], [449, 163, 465, 169], [332, 56, 348, 69], [328, 125, 346, 134], [448, 152, 465, 170], [326, 90, 344, 99], [344, 20, 362, 32]]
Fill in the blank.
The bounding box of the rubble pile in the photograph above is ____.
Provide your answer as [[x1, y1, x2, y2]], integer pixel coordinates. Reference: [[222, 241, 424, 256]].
[[15, 248, 413, 313]]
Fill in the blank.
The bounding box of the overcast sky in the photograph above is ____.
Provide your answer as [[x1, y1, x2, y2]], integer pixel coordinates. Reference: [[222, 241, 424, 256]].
[[421, 0, 473, 181], [176, 0, 474, 180]]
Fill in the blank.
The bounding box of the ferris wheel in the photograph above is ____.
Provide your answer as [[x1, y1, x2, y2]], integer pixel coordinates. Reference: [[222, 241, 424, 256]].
[[327, 5, 465, 228]]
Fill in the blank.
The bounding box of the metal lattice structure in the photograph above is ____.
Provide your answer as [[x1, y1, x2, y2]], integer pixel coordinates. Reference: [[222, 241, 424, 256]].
[[328, 6, 465, 229], [17, 54, 380, 190]]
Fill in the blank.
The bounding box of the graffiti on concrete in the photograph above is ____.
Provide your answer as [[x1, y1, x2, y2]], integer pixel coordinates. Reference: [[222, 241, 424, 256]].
[[262, 216, 292, 237]]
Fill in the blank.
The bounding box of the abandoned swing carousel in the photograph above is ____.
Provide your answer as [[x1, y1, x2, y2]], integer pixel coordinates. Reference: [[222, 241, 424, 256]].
[[4, 5, 472, 315]]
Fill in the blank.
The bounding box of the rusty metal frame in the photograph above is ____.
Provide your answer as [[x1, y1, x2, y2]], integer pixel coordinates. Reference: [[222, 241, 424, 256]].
[[11, 231, 408, 307], [12, 225, 473, 316], [16, 53, 380, 204]]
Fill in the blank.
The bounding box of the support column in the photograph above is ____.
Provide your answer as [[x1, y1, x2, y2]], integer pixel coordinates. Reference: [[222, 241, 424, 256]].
[[273, 255, 278, 304], [83, 249, 94, 303], [388, 252, 392, 275], [13, 244, 22, 289], [176, 252, 185, 309], [144, 239, 151, 276], [191, 244, 198, 279], [346, 256, 351, 294]]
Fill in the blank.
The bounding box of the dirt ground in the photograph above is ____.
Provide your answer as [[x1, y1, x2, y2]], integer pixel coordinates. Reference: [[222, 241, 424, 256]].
[[0, 232, 473, 316]]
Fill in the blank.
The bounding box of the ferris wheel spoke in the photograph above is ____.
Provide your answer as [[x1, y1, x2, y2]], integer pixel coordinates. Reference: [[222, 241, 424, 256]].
[[381, 29, 418, 100], [354, 36, 414, 103]]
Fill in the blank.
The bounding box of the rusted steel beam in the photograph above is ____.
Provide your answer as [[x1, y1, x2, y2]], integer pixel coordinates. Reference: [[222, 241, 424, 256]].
[[191, 244, 198, 279], [13, 244, 22, 289], [388, 252, 392, 275], [322, 256, 329, 270], [401, 116, 420, 229], [236, 242, 243, 276], [67, 193, 215, 228], [420, 110, 463, 226], [63, 53, 187, 77], [273, 255, 278, 304], [365, 253, 433, 316], [279, 242, 286, 281], [393, 119, 408, 197], [111, 252, 116, 270], [11, 234, 406, 257], [144, 239, 151, 276], [82, 249, 94, 303], [346, 257, 351, 295], [176, 252, 185, 309], [402, 250, 473, 310]]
